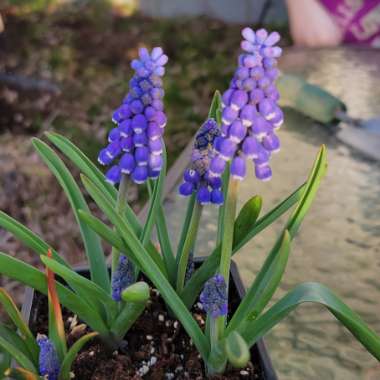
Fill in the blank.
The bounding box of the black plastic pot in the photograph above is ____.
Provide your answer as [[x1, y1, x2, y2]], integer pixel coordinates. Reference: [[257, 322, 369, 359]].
[[21, 260, 277, 379]]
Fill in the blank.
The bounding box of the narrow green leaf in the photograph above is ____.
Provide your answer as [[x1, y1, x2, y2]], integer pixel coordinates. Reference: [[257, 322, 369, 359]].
[[46, 132, 164, 270], [146, 149, 176, 284], [176, 194, 196, 258], [154, 203, 177, 284], [142, 146, 166, 246], [0, 336, 36, 372], [58, 332, 98, 380], [81, 175, 210, 360], [233, 195, 262, 247], [78, 210, 126, 253], [286, 145, 327, 237], [239, 282, 380, 361], [226, 231, 290, 334], [32, 138, 109, 291], [208, 90, 222, 124], [78, 210, 166, 275], [0, 253, 109, 338], [0, 349, 11, 378], [4, 367, 41, 380], [41, 255, 118, 323], [0, 325, 34, 367], [176, 203, 202, 293], [0, 289, 38, 364], [0, 211, 68, 267], [46, 132, 117, 200], [180, 181, 307, 308]]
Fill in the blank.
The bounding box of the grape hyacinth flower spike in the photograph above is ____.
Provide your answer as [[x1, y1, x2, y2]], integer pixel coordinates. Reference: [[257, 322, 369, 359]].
[[210, 27, 283, 182], [111, 254, 135, 301], [37, 334, 60, 380], [179, 118, 224, 205], [200, 274, 228, 319], [98, 47, 168, 185]]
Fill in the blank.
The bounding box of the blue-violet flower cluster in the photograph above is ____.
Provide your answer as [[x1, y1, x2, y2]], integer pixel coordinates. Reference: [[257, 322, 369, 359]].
[[98, 47, 168, 185], [209, 28, 283, 182], [200, 274, 228, 319], [179, 119, 224, 205], [37, 335, 60, 380], [111, 255, 135, 301]]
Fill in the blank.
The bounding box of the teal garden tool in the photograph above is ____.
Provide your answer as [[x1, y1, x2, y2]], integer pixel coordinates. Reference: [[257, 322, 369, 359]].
[[277, 74, 380, 161]]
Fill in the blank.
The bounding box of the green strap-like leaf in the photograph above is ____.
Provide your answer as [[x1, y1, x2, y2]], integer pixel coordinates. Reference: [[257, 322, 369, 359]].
[[81, 175, 210, 360], [78, 210, 127, 253], [32, 138, 109, 291], [154, 192, 177, 285], [0, 253, 109, 339], [46, 132, 162, 267], [228, 146, 326, 333], [233, 196, 262, 248], [239, 282, 380, 361], [41, 256, 118, 324], [0, 336, 36, 373], [208, 90, 222, 124], [78, 210, 166, 274], [4, 367, 42, 380], [0, 289, 38, 364], [58, 332, 98, 380], [0, 211, 68, 267], [181, 182, 306, 308], [176, 194, 196, 258], [145, 148, 176, 282], [226, 231, 290, 334], [0, 325, 35, 367], [46, 132, 117, 200]]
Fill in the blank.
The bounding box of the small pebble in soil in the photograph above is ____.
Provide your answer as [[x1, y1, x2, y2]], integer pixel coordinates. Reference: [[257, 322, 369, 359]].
[[138, 364, 150, 376], [240, 370, 249, 376], [146, 334, 153, 341], [158, 314, 165, 322]]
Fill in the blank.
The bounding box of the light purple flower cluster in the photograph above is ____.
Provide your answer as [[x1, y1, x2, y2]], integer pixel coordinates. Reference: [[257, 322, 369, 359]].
[[111, 255, 135, 301], [37, 335, 60, 380], [98, 47, 168, 185], [209, 28, 283, 182], [179, 119, 224, 205], [200, 274, 228, 319]]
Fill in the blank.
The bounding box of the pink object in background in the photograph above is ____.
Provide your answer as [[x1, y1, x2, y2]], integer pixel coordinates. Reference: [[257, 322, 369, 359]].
[[319, 0, 380, 46]]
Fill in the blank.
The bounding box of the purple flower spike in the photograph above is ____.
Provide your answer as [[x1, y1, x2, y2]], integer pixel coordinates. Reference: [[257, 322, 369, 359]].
[[200, 274, 228, 319], [178, 119, 224, 205], [98, 47, 168, 185], [111, 255, 135, 301], [212, 27, 282, 181], [37, 335, 60, 380]]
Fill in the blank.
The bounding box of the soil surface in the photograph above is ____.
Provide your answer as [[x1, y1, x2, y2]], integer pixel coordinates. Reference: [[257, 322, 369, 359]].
[[29, 285, 265, 379]]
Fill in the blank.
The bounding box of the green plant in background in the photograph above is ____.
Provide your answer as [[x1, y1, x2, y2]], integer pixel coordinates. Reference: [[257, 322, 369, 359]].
[[0, 249, 97, 380], [0, 26, 379, 379]]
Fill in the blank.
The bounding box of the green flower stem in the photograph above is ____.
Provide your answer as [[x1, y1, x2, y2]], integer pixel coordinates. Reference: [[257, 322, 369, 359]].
[[111, 174, 129, 275], [110, 301, 148, 343], [217, 177, 239, 336], [207, 317, 227, 375], [176, 202, 203, 294]]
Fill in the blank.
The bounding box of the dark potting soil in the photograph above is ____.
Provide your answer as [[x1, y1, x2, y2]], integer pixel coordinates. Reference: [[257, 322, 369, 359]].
[[29, 287, 264, 380]]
